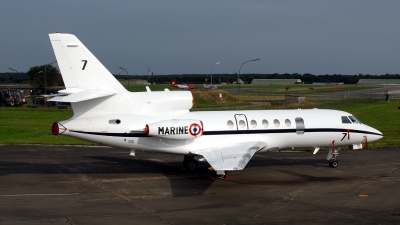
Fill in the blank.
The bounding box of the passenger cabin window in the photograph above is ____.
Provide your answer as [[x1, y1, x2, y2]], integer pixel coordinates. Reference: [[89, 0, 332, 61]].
[[250, 120, 257, 128], [239, 120, 246, 128], [273, 119, 280, 127], [262, 119, 269, 128], [285, 119, 291, 127], [341, 116, 352, 124], [227, 120, 234, 129]]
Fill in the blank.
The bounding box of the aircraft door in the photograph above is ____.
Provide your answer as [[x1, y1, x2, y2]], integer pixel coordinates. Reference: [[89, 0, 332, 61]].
[[295, 117, 305, 135], [234, 114, 248, 130]]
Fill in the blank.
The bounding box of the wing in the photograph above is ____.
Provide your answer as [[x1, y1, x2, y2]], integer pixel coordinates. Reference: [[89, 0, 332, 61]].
[[195, 141, 267, 171]]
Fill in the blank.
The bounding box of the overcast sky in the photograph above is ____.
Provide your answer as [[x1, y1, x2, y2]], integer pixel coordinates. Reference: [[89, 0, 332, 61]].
[[1, 1, 400, 75]]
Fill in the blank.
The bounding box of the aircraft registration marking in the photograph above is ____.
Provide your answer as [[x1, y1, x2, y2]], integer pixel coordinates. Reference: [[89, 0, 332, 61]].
[[81, 60, 88, 70]]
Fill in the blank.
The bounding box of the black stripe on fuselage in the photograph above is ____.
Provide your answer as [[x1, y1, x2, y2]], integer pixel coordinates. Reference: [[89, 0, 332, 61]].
[[70, 130, 147, 137], [69, 128, 382, 137]]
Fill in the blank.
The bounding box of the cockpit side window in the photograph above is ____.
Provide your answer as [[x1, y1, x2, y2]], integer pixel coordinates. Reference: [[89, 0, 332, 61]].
[[341, 116, 352, 124], [349, 116, 361, 124]]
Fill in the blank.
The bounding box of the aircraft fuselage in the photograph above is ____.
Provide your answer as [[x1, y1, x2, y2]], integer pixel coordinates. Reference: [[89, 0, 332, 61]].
[[54, 108, 382, 155]]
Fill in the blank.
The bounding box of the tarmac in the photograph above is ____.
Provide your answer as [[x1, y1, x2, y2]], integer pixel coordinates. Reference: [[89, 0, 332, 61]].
[[0, 145, 399, 224]]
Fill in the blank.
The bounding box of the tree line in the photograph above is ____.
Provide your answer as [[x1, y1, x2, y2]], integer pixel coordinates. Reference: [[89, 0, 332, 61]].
[[2, 66, 400, 86], [116, 73, 400, 85]]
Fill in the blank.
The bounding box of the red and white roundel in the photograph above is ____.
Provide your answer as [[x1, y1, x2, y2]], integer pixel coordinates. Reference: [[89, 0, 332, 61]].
[[189, 123, 202, 136]]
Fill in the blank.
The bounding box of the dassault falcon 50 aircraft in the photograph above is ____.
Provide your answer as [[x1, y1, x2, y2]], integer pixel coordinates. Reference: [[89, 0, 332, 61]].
[[49, 33, 383, 179]]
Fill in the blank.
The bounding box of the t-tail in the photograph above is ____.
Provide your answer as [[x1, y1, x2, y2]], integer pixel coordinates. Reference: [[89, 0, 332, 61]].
[[48, 33, 133, 116]]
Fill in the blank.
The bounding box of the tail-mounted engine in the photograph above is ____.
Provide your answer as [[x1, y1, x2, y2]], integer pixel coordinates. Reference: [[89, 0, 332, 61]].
[[146, 119, 203, 140], [135, 91, 195, 115]]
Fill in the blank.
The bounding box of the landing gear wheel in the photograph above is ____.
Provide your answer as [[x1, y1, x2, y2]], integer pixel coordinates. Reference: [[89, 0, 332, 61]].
[[182, 155, 198, 171], [216, 172, 228, 180], [187, 159, 198, 171], [209, 171, 228, 180], [329, 160, 338, 168]]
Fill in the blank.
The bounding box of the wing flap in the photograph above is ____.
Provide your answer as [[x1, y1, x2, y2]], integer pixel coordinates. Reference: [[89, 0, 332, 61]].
[[196, 141, 267, 171]]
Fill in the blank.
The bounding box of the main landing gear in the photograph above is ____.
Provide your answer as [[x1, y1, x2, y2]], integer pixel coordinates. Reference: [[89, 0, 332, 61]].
[[210, 170, 228, 180], [181, 155, 228, 180], [182, 155, 198, 171]]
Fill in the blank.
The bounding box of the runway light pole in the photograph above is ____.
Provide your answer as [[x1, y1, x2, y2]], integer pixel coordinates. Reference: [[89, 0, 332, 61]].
[[119, 67, 129, 90], [211, 62, 220, 85], [238, 58, 260, 101]]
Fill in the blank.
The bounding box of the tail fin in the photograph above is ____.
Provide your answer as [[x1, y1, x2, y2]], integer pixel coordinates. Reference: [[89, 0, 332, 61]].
[[49, 33, 126, 95], [48, 33, 133, 115]]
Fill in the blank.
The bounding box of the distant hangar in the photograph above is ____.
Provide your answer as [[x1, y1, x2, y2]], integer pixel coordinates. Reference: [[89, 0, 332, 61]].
[[251, 79, 302, 85], [357, 79, 400, 85]]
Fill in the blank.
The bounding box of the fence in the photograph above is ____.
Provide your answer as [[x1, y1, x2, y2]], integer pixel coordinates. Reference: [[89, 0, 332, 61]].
[[238, 85, 400, 110]]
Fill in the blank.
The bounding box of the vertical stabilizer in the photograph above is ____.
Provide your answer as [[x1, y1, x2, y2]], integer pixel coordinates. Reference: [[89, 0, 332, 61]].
[[49, 33, 133, 116], [49, 33, 126, 94]]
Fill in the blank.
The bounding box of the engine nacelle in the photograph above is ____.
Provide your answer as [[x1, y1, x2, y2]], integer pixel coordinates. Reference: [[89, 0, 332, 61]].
[[133, 91, 195, 116], [146, 119, 203, 140]]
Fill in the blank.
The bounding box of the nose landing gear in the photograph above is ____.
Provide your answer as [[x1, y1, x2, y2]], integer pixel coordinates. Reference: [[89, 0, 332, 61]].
[[327, 140, 339, 168]]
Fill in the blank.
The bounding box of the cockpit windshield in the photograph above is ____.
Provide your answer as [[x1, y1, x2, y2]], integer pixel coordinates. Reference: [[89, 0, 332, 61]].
[[341, 116, 352, 123], [341, 115, 362, 124], [349, 116, 361, 124]]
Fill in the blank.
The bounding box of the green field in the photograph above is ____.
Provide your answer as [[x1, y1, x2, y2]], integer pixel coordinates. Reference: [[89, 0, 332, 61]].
[[341, 101, 399, 149], [0, 99, 396, 149], [0, 107, 89, 145]]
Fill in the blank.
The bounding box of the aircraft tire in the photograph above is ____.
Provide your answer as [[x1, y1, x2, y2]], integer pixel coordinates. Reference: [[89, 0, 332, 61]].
[[329, 161, 338, 168], [187, 159, 198, 171], [183, 155, 198, 171]]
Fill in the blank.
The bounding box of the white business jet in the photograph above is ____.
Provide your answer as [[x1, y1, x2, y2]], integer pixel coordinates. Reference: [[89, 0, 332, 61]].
[[49, 33, 383, 179]]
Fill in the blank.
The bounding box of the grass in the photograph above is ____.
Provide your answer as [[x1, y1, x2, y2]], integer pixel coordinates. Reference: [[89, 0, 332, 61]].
[[341, 101, 400, 149], [192, 90, 243, 108], [0, 107, 91, 145]]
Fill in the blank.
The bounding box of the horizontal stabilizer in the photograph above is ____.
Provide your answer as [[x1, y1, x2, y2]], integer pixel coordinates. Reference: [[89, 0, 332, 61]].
[[42, 93, 68, 97], [49, 89, 116, 103]]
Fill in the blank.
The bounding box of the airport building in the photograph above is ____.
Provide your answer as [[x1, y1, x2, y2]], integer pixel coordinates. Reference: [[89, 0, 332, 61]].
[[251, 79, 302, 85], [357, 79, 400, 85]]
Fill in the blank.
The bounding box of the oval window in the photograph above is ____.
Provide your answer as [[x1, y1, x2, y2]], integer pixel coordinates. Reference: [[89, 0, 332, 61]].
[[227, 120, 234, 129], [239, 120, 246, 128], [274, 119, 280, 127], [250, 120, 257, 128], [285, 119, 291, 127], [262, 119, 269, 128]]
